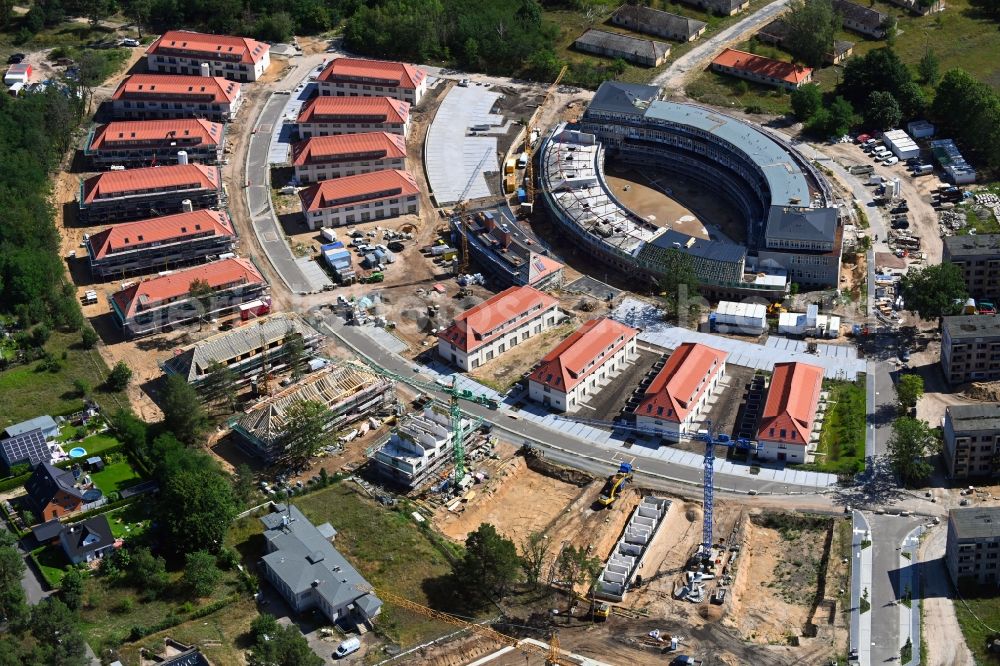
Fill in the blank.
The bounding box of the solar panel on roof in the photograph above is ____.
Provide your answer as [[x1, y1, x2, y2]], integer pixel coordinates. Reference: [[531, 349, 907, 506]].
[[0, 428, 49, 467]]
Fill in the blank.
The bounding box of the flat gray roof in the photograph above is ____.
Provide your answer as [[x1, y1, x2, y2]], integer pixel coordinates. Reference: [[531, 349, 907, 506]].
[[950, 506, 1000, 540], [947, 403, 1000, 432], [944, 233, 1000, 258], [943, 315, 1000, 340], [641, 101, 812, 207], [767, 206, 838, 243], [586, 81, 660, 118]]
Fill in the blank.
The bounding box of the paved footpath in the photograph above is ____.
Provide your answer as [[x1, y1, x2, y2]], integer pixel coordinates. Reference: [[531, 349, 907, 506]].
[[852, 510, 873, 666]]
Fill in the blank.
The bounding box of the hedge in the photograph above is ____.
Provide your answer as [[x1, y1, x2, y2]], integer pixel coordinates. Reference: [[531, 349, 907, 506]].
[[64, 495, 138, 524], [0, 472, 31, 493]]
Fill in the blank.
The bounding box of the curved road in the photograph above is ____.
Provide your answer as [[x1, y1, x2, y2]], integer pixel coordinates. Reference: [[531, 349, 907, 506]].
[[651, 0, 793, 92]]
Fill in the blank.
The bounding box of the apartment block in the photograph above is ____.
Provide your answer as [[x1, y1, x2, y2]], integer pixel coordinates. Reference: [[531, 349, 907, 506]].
[[296, 96, 410, 139], [110, 257, 268, 338], [109, 74, 242, 122], [943, 234, 1000, 303], [86, 119, 225, 168], [292, 132, 407, 184], [316, 57, 427, 106], [943, 404, 1000, 479], [368, 408, 479, 489], [86, 209, 236, 280], [947, 506, 1000, 587], [528, 317, 638, 413], [298, 169, 419, 230], [756, 362, 824, 463], [232, 364, 394, 463], [633, 342, 728, 441], [438, 286, 561, 371], [146, 30, 270, 82], [77, 164, 222, 225], [711, 48, 813, 91], [941, 315, 1000, 385]]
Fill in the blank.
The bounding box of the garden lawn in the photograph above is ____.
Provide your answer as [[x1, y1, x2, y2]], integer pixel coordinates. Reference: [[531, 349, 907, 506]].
[[800, 379, 866, 474], [0, 331, 125, 429], [31, 544, 69, 588], [103, 502, 152, 540], [292, 483, 459, 647], [76, 433, 121, 457], [90, 461, 142, 495], [955, 594, 1000, 663]]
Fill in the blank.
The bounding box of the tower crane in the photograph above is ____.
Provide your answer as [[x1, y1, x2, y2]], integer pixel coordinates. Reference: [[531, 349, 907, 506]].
[[359, 584, 574, 665], [343, 359, 498, 482], [695, 420, 757, 559]]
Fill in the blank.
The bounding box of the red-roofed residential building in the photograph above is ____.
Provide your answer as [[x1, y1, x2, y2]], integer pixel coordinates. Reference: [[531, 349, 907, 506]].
[[299, 169, 419, 230], [110, 257, 268, 338], [292, 132, 407, 184], [710, 48, 813, 91], [296, 96, 410, 139], [633, 342, 728, 441], [110, 74, 242, 122], [86, 209, 236, 280], [316, 57, 427, 106], [528, 317, 638, 412], [78, 164, 222, 225], [438, 286, 561, 371], [85, 119, 226, 168], [146, 30, 271, 82], [756, 361, 824, 463]]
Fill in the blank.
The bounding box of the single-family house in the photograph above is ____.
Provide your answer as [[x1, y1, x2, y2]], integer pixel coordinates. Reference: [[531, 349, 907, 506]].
[[60, 515, 116, 564], [610, 4, 707, 41], [24, 462, 95, 521]]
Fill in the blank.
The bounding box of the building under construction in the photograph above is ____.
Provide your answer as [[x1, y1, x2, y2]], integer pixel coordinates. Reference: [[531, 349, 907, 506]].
[[232, 364, 395, 463], [366, 406, 484, 490]]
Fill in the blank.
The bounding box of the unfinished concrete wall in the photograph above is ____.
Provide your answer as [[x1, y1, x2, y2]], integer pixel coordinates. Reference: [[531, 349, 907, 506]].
[[597, 496, 670, 601]]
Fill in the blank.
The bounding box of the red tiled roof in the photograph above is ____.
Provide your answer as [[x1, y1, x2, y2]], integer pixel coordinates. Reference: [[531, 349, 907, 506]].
[[757, 362, 823, 446], [296, 96, 410, 124], [89, 119, 223, 151], [291, 131, 406, 167], [147, 30, 269, 65], [528, 317, 637, 393], [635, 343, 728, 423], [111, 74, 241, 104], [82, 164, 220, 204], [88, 210, 234, 260], [712, 48, 812, 85], [112, 257, 264, 319], [298, 169, 418, 212], [317, 57, 426, 90], [438, 286, 559, 353]]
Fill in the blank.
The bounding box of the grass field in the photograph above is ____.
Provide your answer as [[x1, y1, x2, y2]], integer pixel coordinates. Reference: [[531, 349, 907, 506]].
[[32, 543, 70, 588], [292, 483, 459, 648], [75, 433, 121, 456], [90, 460, 141, 495], [104, 501, 152, 540], [0, 331, 125, 429], [954, 593, 1000, 663], [802, 380, 866, 474]]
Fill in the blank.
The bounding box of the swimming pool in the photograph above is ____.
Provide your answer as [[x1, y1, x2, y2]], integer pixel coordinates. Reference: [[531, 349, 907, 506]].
[[69, 447, 87, 458]]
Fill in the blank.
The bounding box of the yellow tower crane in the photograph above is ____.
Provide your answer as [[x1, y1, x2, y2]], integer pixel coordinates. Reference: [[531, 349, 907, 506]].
[[524, 65, 568, 208]]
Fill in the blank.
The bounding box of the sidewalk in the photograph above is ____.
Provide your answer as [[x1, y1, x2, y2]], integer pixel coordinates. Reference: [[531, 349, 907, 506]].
[[852, 510, 873, 666], [900, 525, 923, 666]]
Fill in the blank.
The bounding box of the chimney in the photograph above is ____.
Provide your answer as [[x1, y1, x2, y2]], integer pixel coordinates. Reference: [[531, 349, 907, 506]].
[[181, 199, 193, 213], [177, 150, 189, 165], [200, 62, 211, 78], [496, 224, 512, 249]]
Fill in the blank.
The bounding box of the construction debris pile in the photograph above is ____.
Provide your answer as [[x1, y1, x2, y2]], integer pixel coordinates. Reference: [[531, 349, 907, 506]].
[[975, 192, 1000, 221], [939, 209, 968, 234]]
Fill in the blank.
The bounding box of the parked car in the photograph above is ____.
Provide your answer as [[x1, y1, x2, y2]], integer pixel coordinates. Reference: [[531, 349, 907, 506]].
[[883, 156, 899, 166], [120, 38, 141, 47]]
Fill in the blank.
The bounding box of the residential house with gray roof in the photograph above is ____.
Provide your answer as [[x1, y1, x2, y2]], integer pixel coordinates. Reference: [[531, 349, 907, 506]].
[[941, 315, 1000, 385], [676, 0, 749, 15], [947, 506, 1000, 586], [831, 0, 888, 38], [943, 233, 1000, 303], [573, 29, 670, 67], [944, 404, 1000, 479], [60, 515, 115, 564], [259, 504, 383, 625], [611, 4, 707, 42]]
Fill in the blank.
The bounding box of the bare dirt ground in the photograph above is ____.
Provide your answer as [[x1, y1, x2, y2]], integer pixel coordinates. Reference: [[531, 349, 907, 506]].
[[434, 456, 586, 544], [920, 523, 975, 666], [467, 320, 578, 393], [604, 167, 708, 240]]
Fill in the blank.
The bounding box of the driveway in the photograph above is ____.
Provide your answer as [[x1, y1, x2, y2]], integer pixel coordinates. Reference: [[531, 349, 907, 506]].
[[652, 0, 794, 91], [919, 523, 974, 666]]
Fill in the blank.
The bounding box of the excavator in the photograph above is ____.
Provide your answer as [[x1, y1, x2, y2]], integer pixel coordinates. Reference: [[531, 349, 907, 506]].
[[597, 462, 634, 508]]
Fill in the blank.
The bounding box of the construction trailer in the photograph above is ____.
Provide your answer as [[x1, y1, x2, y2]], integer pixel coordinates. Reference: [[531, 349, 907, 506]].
[[709, 301, 767, 335], [231, 364, 396, 463], [777, 304, 841, 338], [366, 407, 485, 490], [881, 129, 920, 160]]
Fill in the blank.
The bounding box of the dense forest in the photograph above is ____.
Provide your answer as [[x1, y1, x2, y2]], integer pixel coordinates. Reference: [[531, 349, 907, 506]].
[[0, 88, 85, 328]]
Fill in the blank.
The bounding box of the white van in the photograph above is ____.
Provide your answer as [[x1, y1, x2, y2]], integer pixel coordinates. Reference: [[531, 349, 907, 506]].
[[335, 637, 361, 658]]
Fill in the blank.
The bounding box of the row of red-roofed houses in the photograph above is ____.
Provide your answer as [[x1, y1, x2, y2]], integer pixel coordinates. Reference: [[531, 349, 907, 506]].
[[437, 285, 826, 462]]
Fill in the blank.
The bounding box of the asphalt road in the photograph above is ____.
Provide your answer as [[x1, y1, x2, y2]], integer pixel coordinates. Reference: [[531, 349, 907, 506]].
[[867, 513, 925, 665], [651, 0, 794, 92]]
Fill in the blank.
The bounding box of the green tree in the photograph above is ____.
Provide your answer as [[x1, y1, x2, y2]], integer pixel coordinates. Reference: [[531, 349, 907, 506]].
[[128, 546, 168, 596], [233, 463, 256, 508], [657, 249, 701, 317], [80, 326, 98, 349], [556, 544, 602, 591], [26, 597, 87, 666], [60, 568, 85, 611], [182, 550, 221, 597], [161, 373, 209, 446], [0, 539, 28, 627], [864, 90, 902, 130], [827, 96, 856, 135], [899, 262, 968, 320], [158, 454, 238, 556], [453, 523, 521, 604], [106, 360, 133, 391], [202, 360, 238, 411], [887, 417, 937, 485], [918, 49, 940, 85], [282, 333, 305, 380], [122, 0, 152, 38], [249, 613, 323, 666], [791, 83, 823, 121], [897, 374, 925, 412], [254, 11, 295, 42], [841, 48, 913, 108], [277, 399, 330, 466], [784, 0, 840, 68], [932, 69, 1000, 172], [109, 408, 148, 459], [188, 278, 214, 331], [520, 531, 548, 588], [73, 378, 90, 398]]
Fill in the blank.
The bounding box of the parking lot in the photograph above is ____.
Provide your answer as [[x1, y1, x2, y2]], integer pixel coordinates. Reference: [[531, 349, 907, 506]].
[[574, 348, 663, 420]]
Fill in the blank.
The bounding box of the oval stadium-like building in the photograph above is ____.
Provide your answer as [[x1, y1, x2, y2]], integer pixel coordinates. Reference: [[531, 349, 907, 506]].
[[539, 82, 843, 298]]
